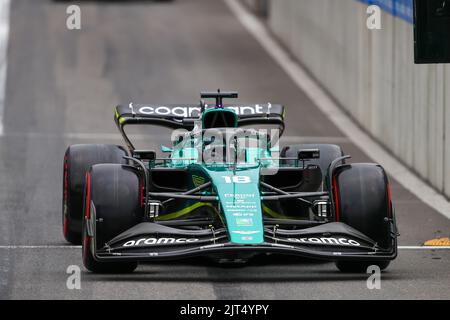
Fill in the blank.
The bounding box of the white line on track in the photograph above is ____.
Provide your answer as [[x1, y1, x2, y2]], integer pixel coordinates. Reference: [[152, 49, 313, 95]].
[[398, 246, 450, 250], [0, 0, 10, 136], [225, 0, 450, 221]]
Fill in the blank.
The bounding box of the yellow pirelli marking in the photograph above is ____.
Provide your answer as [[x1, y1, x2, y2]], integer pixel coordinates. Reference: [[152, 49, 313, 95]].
[[423, 237, 450, 246]]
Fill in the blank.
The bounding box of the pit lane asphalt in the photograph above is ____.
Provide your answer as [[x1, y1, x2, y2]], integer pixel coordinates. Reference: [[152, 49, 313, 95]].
[[0, 0, 449, 299]]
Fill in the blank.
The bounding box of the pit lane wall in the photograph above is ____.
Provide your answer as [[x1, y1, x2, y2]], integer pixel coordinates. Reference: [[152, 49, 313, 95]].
[[266, 0, 450, 198]]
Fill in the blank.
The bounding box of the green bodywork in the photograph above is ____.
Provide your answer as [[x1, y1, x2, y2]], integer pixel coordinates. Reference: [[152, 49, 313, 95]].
[[205, 166, 264, 244]]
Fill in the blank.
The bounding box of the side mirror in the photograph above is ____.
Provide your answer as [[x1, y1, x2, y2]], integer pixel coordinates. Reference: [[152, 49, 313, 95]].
[[161, 145, 173, 153]]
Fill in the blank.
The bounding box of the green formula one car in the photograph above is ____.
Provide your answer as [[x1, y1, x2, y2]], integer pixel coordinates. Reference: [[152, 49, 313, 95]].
[[62, 91, 398, 273]]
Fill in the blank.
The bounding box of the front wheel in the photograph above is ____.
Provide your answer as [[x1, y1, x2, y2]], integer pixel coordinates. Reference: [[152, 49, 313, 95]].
[[82, 218, 138, 274], [82, 164, 142, 273], [332, 163, 396, 273]]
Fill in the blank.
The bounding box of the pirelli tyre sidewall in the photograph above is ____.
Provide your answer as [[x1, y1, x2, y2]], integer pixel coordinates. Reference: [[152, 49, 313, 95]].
[[82, 164, 142, 273], [63, 144, 128, 245], [333, 163, 394, 272]]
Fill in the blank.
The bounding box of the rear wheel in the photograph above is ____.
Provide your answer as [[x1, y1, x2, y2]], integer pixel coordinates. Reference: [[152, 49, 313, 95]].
[[276, 144, 345, 217], [333, 163, 394, 273], [62, 144, 128, 244], [281, 144, 344, 185], [82, 164, 142, 273]]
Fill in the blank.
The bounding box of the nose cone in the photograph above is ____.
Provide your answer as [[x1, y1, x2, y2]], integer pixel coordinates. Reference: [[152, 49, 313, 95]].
[[205, 167, 264, 244]]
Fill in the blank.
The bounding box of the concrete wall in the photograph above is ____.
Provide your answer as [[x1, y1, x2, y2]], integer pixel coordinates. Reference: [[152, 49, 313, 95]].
[[0, 0, 10, 135], [268, 0, 450, 198]]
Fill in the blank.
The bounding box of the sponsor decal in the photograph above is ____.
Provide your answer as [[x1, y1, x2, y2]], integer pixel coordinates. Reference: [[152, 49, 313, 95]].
[[128, 102, 136, 115], [236, 218, 254, 226], [224, 193, 255, 199], [287, 237, 361, 246], [136, 104, 270, 118], [122, 237, 200, 247], [232, 230, 260, 235]]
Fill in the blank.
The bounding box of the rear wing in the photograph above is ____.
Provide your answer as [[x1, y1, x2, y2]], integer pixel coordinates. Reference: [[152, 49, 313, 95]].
[[115, 103, 285, 150]]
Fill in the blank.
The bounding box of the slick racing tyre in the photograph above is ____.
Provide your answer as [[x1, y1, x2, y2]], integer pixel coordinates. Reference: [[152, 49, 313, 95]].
[[332, 163, 394, 273], [62, 144, 128, 244], [281, 144, 344, 185], [82, 164, 142, 273]]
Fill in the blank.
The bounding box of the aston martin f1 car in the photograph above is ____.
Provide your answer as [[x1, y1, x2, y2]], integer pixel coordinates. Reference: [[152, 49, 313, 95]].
[[62, 91, 398, 273]]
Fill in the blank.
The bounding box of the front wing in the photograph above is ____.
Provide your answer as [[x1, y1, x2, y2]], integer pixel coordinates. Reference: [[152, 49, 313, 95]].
[[88, 218, 398, 263]]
